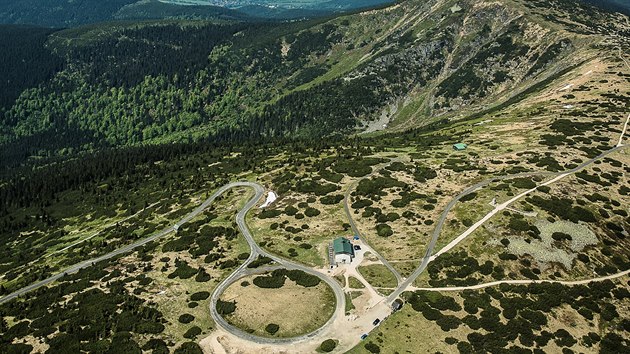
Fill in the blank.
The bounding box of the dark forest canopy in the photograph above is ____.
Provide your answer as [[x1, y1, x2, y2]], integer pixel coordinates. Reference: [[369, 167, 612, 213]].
[[580, 0, 630, 15], [0, 18, 379, 168], [0, 0, 390, 27], [0, 26, 63, 109], [0, 0, 283, 27]]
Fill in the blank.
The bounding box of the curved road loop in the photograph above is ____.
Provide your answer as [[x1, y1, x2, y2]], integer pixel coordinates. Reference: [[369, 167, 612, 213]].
[[207, 183, 345, 345], [0, 182, 345, 345], [1, 49, 628, 348]]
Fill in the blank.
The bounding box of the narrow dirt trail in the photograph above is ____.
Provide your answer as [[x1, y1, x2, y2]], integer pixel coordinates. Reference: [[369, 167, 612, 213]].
[[409, 269, 630, 292]]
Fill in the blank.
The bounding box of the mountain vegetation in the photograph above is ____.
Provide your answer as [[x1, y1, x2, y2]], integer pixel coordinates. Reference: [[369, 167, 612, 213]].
[[0, 0, 394, 27], [0, 0, 628, 352], [0, 0, 316, 28], [2, 0, 628, 173]]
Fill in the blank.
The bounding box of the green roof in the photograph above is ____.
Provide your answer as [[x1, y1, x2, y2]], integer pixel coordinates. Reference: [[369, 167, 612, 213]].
[[453, 143, 467, 150], [333, 237, 354, 255]]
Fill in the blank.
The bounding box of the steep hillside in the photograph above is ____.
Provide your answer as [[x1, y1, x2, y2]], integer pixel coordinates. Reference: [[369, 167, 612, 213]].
[[0, 0, 139, 27], [582, 0, 630, 15], [0, 0, 628, 170], [0, 0, 307, 27], [0, 0, 383, 27], [0, 1, 629, 353]]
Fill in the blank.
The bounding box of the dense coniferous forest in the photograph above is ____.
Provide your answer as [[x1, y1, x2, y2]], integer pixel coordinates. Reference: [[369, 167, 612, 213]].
[[0, 26, 63, 109], [0, 19, 357, 168], [581, 0, 630, 15], [0, 0, 138, 27]]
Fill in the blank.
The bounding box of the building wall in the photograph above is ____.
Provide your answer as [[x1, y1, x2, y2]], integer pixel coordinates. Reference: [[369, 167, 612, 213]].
[[335, 253, 352, 264]]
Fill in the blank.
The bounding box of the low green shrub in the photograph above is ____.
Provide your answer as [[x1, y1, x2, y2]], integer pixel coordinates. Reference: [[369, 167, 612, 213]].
[[178, 313, 194, 324], [320, 339, 337, 352], [376, 223, 393, 237], [216, 300, 236, 315], [190, 291, 210, 301], [183, 326, 202, 339], [265, 323, 280, 335]]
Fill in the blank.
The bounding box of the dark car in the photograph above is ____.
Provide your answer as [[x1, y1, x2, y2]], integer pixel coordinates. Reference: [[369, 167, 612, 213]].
[[372, 318, 380, 326], [360, 333, 368, 340], [353, 245, 361, 251]]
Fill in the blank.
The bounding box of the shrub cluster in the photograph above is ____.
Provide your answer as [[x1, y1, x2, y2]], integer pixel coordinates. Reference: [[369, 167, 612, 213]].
[[252, 269, 321, 288], [247, 256, 273, 268], [320, 194, 344, 205], [410, 279, 630, 353], [190, 291, 210, 301], [216, 300, 236, 315], [319, 339, 337, 352], [265, 323, 280, 335], [526, 195, 596, 223]]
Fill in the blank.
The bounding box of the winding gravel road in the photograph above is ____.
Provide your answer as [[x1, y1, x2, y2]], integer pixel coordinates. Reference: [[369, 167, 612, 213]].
[[0, 181, 346, 338], [0, 181, 345, 344], [386, 144, 626, 303], [2, 74, 628, 347], [207, 183, 345, 345], [0, 182, 251, 305]]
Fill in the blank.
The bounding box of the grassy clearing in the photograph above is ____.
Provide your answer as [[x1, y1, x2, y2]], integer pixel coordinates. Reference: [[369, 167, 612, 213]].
[[434, 193, 495, 252], [335, 275, 346, 287], [346, 306, 455, 354], [357, 264, 397, 289], [144, 266, 217, 342], [345, 293, 356, 314], [391, 260, 419, 278], [220, 275, 336, 338], [348, 276, 365, 289], [389, 94, 426, 129], [248, 191, 349, 267]]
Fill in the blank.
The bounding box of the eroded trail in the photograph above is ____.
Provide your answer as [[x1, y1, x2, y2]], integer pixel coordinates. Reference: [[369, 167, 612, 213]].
[[409, 269, 630, 292]]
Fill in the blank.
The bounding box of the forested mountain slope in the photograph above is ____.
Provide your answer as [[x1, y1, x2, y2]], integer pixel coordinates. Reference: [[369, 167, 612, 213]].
[[582, 0, 630, 15], [1, 0, 629, 170], [0, 0, 138, 27], [0, 0, 290, 27]]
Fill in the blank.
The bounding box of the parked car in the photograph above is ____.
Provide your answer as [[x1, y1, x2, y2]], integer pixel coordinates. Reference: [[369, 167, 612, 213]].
[[353, 245, 361, 251], [372, 318, 381, 326], [392, 299, 404, 312], [360, 334, 368, 340]]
